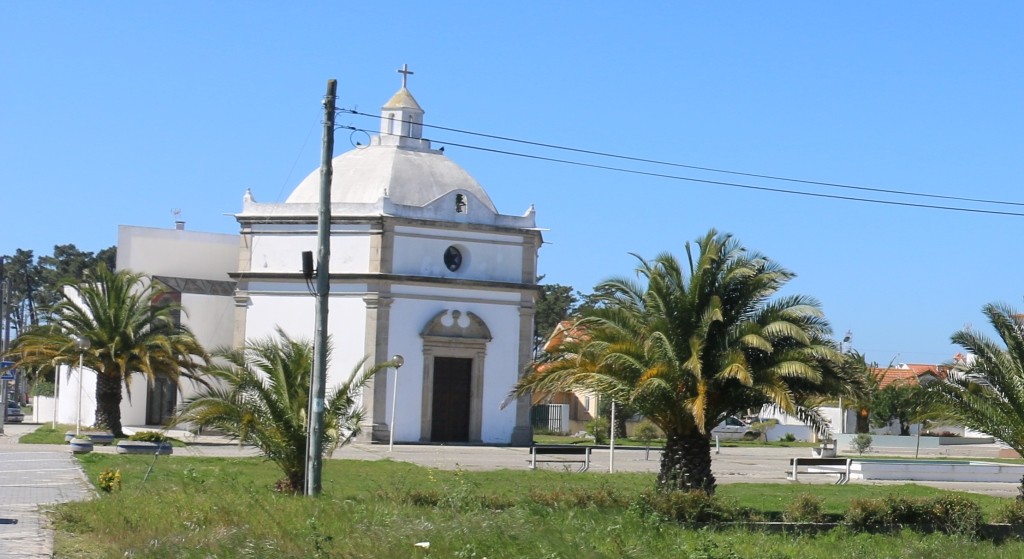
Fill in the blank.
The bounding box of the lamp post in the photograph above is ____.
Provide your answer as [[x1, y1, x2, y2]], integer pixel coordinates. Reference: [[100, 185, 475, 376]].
[[609, 400, 616, 473], [53, 360, 61, 429], [388, 355, 405, 452], [74, 336, 90, 437]]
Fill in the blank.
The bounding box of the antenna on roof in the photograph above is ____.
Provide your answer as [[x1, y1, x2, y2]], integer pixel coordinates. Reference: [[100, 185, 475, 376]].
[[172, 208, 185, 231]]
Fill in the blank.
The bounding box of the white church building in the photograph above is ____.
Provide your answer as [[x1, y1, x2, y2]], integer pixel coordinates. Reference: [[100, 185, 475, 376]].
[[55, 70, 543, 445]]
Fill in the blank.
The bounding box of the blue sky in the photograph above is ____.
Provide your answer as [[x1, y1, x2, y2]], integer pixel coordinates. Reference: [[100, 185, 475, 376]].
[[3, 3, 1022, 367]]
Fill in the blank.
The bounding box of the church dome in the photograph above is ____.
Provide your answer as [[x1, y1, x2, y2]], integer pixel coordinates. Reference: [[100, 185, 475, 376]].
[[285, 68, 497, 213], [285, 143, 497, 211]]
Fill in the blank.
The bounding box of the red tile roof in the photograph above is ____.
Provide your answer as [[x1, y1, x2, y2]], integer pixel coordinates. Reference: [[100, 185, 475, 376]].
[[870, 363, 950, 388]]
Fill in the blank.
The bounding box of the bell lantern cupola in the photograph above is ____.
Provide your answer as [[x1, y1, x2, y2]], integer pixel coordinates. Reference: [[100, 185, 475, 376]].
[[379, 64, 429, 150]]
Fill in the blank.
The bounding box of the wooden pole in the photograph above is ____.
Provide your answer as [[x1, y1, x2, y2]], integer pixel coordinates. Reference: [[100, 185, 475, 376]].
[[305, 79, 336, 497]]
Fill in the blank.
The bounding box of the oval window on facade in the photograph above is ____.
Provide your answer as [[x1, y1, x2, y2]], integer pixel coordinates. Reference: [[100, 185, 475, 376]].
[[444, 246, 463, 272]]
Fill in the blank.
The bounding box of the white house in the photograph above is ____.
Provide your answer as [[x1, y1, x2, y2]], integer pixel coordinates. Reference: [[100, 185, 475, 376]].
[[51, 224, 238, 428]]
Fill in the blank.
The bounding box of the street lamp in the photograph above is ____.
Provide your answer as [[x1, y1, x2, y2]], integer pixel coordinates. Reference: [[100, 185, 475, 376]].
[[74, 336, 91, 437], [388, 355, 405, 452], [53, 359, 62, 429]]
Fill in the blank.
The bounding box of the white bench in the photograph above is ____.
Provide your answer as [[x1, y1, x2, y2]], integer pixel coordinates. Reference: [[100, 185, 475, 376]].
[[529, 446, 592, 472], [787, 457, 852, 485]]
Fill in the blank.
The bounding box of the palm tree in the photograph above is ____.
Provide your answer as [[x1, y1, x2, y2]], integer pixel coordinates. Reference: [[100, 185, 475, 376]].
[[7, 265, 207, 436], [929, 304, 1024, 460], [175, 328, 395, 493], [513, 230, 849, 493]]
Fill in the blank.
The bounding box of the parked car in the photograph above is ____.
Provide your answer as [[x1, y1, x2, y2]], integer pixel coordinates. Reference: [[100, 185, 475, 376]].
[[4, 401, 24, 423], [711, 416, 758, 441]]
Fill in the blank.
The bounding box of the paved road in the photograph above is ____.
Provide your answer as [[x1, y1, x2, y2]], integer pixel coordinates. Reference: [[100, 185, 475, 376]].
[[327, 441, 1022, 497], [1, 424, 1020, 558]]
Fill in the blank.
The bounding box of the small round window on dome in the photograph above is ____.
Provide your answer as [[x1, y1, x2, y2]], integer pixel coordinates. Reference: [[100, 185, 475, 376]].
[[444, 246, 463, 272]]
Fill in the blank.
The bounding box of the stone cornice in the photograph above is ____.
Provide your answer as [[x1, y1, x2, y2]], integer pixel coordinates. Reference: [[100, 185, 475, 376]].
[[228, 271, 541, 292]]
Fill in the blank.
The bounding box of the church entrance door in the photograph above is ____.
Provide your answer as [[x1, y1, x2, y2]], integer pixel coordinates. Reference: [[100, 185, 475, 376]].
[[146, 378, 177, 425], [430, 357, 472, 442]]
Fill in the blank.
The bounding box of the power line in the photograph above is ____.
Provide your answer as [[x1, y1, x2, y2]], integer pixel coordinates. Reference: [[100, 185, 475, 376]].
[[337, 124, 1024, 218], [339, 107, 1024, 209]]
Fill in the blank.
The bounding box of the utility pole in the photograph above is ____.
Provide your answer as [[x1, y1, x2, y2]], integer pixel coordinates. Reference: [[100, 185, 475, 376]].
[[0, 272, 8, 436], [305, 79, 336, 497]]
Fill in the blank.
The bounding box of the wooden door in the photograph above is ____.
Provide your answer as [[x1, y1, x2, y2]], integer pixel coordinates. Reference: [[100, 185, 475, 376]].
[[431, 357, 472, 442]]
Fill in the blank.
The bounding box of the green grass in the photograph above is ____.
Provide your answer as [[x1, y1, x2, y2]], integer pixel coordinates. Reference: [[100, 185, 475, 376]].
[[52, 454, 1024, 558], [19, 424, 186, 446], [19, 424, 76, 444]]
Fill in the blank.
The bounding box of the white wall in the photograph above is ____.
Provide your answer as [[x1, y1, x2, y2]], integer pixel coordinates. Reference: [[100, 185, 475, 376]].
[[55, 365, 152, 429], [392, 226, 525, 283], [244, 292, 370, 388], [246, 229, 372, 274], [386, 295, 523, 444], [32, 395, 54, 425], [55, 362, 96, 428], [103, 225, 241, 427], [117, 225, 238, 279]]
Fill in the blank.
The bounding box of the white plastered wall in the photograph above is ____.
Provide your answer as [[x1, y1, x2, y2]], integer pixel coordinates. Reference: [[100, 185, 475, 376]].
[[246, 230, 372, 274], [106, 225, 241, 427], [385, 293, 523, 444], [392, 226, 525, 282], [117, 225, 239, 279], [243, 292, 370, 389]]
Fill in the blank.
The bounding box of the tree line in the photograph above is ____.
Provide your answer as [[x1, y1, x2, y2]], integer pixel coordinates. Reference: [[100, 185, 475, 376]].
[[1, 244, 116, 334]]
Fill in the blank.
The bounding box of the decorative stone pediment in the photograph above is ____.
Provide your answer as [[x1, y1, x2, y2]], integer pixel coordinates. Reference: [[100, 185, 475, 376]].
[[421, 310, 492, 341]]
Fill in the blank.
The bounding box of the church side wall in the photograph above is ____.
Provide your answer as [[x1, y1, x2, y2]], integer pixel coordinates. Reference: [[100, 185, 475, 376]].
[[246, 229, 372, 274], [244, 292, 370, 389]]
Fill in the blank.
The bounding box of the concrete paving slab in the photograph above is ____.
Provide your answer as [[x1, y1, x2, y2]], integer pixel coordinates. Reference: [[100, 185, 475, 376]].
[[0, 425, 94, 559]]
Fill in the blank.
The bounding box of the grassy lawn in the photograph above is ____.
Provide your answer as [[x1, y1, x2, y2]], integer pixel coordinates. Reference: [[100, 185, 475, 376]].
[[20, 424, 186, 446], [53, 454, 1024, 558]]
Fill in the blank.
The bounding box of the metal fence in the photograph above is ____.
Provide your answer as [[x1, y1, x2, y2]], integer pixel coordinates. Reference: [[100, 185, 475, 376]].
[[531, 404, 568, 434]]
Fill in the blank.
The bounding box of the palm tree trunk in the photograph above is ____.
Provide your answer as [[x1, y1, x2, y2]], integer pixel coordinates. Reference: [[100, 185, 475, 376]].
[[95, 374, 124, 437], [614, 415, 628, 438], [657, 430, 716, 494]]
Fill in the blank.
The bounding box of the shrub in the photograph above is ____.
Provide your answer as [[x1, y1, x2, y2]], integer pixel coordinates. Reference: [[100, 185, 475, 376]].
[[586, 417, 610, 445], [845, 497, 890, 531], [784, 493, 825, 523], [994, 499, 1024, 526], [127, 431, 168, 442], [851, 433, 873, 455], [633, 420, 660, 445], [30, 381, 55, 397], [642, 490, 740, 523], [844, 494, 983, 536], [780, 433, 797, 443], [931, 494, 983, 537], [749, 419, 778, 442], [882, 495, 932, 527]]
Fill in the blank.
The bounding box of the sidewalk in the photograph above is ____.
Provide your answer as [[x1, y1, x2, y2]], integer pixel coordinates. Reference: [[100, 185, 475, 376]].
[[0, 424, 94, 559]]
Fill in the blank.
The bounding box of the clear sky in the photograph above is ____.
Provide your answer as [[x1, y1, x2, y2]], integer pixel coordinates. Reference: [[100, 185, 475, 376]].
[[3, 3, 1022, 367]]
